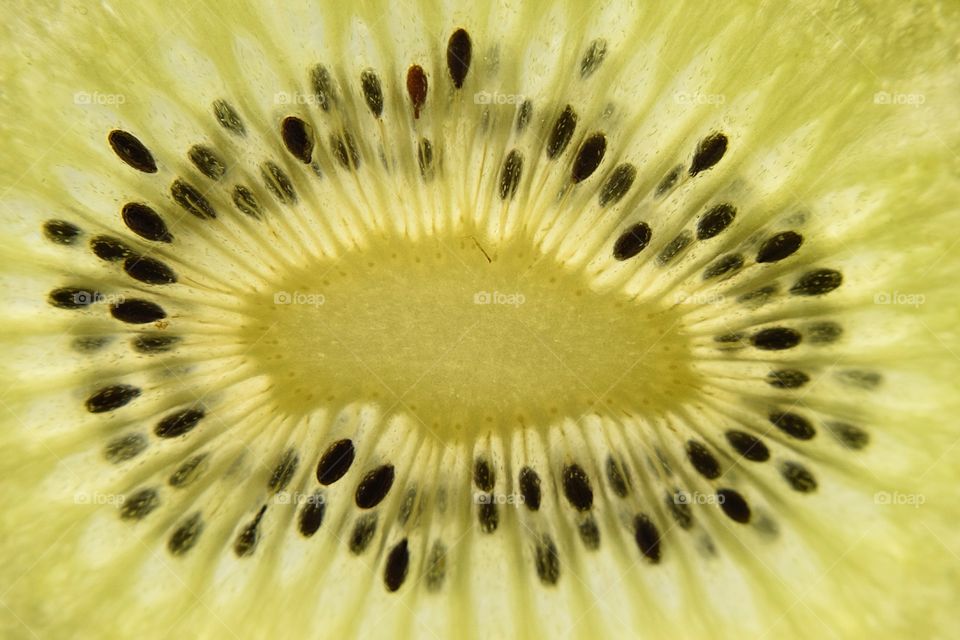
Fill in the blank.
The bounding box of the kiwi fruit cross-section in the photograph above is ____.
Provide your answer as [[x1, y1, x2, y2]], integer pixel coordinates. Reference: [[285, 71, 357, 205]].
[[1, 1, 959, 639]]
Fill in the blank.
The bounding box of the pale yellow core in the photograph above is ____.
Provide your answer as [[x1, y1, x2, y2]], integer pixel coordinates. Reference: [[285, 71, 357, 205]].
[[241, 233, 699, 434]]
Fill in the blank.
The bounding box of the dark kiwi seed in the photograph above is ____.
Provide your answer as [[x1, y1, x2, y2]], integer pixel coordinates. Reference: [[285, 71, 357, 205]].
[[111, 299, 166, 324], [91, 235, 132, 261], [310, 65, 337, 111], [790, 269, 843, 296], [188, 144, 227, 180], [633, 514, 662, 563], [751, 327, 801, 350], [48, 287, 98, 309], [331, 132, 361, 169], [836, 370, 883, 390], [169, 454, 207, 487], [717, 489, 751, 523], [498, 149, 523, 200], [612, 222, 652, 260], [316, 439, 355, 485], [234, 506, 267, 557], [562, 464, 593, 511], [124, 256, 177, 285], [703, 253, 744, 280], [605, 456, 629, 497], [425, 541, 447, 591], [104, 433, 148, 464], [519, 466, 542, 511], [122, 203, 173, 243], [43, 219, 81, 245], [267, 449, 299, 492], [171, 179, 216, 219], [826, 422, 870, 450], [73, 336, 111, 352], [767, 369, 809, 389], [478, 501, 498, 533], [697, 203, 737, 240], [725, 431, 770, 462], [120, 488, 160, 521], [655, 165, 683, 197], [578, 517, 601, 550], [689, 132, 728, 176], [281, 116, 314, 164], [806, 321, 843, 344], [780, 461, 817, 493], [737, 284, 779, 307], [132, 334, 180, 354], [85, 384, 141, 413], [298, 491, 326, 537], [665, 493, 693, 530], [355, 464, 395, 509], [349, 513, 378, 554], [571, 133, 606, 183], [168, 513, 204, 556], [155, 407, 205, 438], [535, 536, 561, 585], [657, 231, 692, 265], [360, 69, 384, 117], [473, 458, 495, 491], [685, 440, 721, 479], [579, 38, 607, 78], [599, 163, 637, 206], [417, 138, 433, 178], [384, 539, 410, 592], [407, 65, 428, 119], [546, 105, 578, 159], [213, 99, 246, 136], [232, 185, 262, 219], [261, 161, 297, 204], [446, 28, 472, 89], [515, 99, 533, 132], [769, 411, 816, 440], [757, 231, 803, 263], [108, 129, 157, 173]]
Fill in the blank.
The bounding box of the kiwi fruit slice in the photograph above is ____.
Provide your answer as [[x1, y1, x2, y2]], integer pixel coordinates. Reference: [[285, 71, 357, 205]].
[[1, 1, 959, 638]]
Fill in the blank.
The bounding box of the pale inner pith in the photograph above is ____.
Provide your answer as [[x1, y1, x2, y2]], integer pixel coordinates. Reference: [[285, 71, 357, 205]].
[[240, 233, 699, 433]]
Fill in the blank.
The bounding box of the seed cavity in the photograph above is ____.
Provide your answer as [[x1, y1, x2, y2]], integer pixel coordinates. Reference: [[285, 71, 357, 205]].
[[213, 99, 246, 136], [168, 513, 204, 556], [546, 106, 577, 159], [310, 65, 338, 111], [571, 133, 606, 183], [155, 407, 205, 438], [836, 370, 883, 390], [666, 492, 693, 529], [598, 163, 636, 207], [633, 514, 662, 563], [384, 539, 410, 592], [515, 100, 533, 133], [446, 29, 472, 89], [417, 138, 433, 179], [48, 287, 97, 309], [331, 132, 361, 169], [738, 285, 778, 307], [578, 516, 600, 550], [579, 39, 607, 79], [657, 231, 692, 265], [43, 219, 81, 245], [104, 433, 148, 464], [751, 327, 801, 350], [267, 449, 299, 492], [355, 464, 395, 509], [73, 336, 111, 352], [349, 513, 378, 554], [790, 269, 843, 296], [86, 384, 141, 413], [108, 129, 157, 173], [91, 235, 132, 261], [703, 253, 743, 280], [478, 501, 498, 533], [169, 454, 207, 487], [535, 537, 561, 585], [473, 458, 495, 491], [605, 456, 629, 497], [767, 369, 809, 389], [111, 299, 166, 324], [806, 321, 843, 344], [407, 65, 428, 119], [360, 69, 384, 118], [697, 203, 736, 240], [757, 231, 803, 263], [717, 489, 751, 523], [655, 165, 683, 197], [133, 334, 180, 354], [689, 132, 728, 176], [425, 541, 447, 591], [612, 222, 652, 261], [120, 488, 160, 521], [825, 422, 869, 450], [232, 185, 262, 219], [188, 144, 227, 180], [725, 431, 770, 462], [498, 150, 523, 200], [122, 203, 172, 243], [124, 256, 177, 285], [234, 505, 267, 557], [769, 411, 816, 440], [519, 466, 542, 511], [316, 439, 355, 485], [260, 161, 297, 205], [780, 461, 817, 493], [562, 463, 593, 511], [171, 179, 216, 219], [298, 492, 326, 536]]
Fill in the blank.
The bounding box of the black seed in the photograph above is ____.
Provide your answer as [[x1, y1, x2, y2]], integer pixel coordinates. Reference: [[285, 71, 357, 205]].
[[780, 461, 817, 493], [232, 185, 262, 219], [168, 513, 204, 556], [725, 431, 770, 462], [349, 514, 378, 554], [807, 321, 843, 345], [73, 336, 111, 352], [85, 384, 141, 413], [121, 203, 172, 243], [826, 422, 869, 450], [598, 163, 636, 207], [689, 132, 728, 176], [91, 235, 132, 261], [418, 138, 433, 178], [280, 116, 314, 164], [407, 65, 428, 119], [398, 488, 416, 525], [685, 440, 721, 479], [605, 456, 629, 497], [498, 149, 523, 200], [169, 454, 207, 487], [355, 464, 395, 509], [213, 99, 246, 136], [298, 492, 326, 536], [478, 501, 498, 533], [108, 129, 157, 173], [703, 253, 744, 280], [133, 334, 180, 354], [234, 506, 267, 557], [665, 492, 693, 530], [171, 179, 216, 219], [562, 464, 593, 511], [717, 488, 751, 523], [767, 369, 809, 389], [836, 370, 883, 390], [155, 407, 205, 438], [359, 69, 384, 117], [473, 458, 495, 491], [535, 536, 561, 585], [790, 269, 843, 296], [317, 439, 355, 485], [578, 517, 600, 550], [579, 39, 607, 78], [446, 28, 472, 89], [188, 145, 227, 180], [571, 133, 606, 183], [425, 541, 447, 591], [111, 299, 166, 324], [310, 65, 338, 111], [757, 231, 803, 263], [657, 231, 692, 265], [120, 488, 160, 521], [267, 449, 299, 492], [737, 284, 778, 307], [331, 132, 361, 169], [104, 433, 148, 464], [519, 466, 541, 511], [769, 411, 816, 440], [124, 256, 177, 285], [655, 165, 683, 197], [384, 539, 410, 592], [48, 287, 98, 309], [633, 514, 661, 563], [612, 222, 652, 261], [515, 99, 533, 133], [546, 106, 578, 159], [697, 203, 737, 240], [751, 327, 801, 350], [43, 219, 81, 245], [261, 161, 297, 205]]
